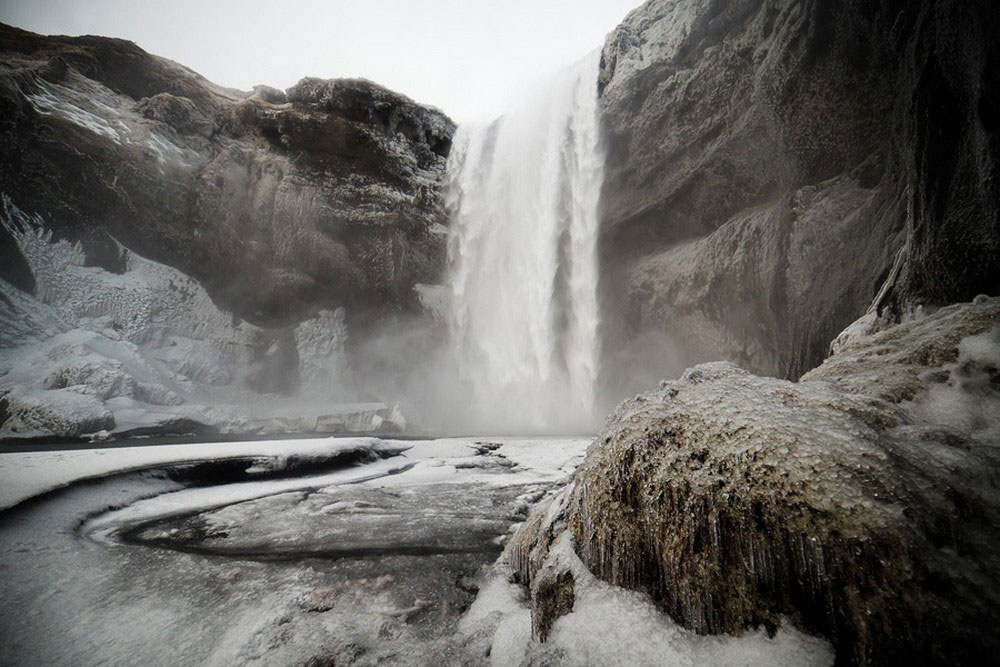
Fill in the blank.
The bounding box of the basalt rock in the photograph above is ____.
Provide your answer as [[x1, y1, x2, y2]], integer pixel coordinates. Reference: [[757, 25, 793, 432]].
[[0, 22, 455, 329], [510, 297, 1000, 665], [597, 0, 1000, 395]]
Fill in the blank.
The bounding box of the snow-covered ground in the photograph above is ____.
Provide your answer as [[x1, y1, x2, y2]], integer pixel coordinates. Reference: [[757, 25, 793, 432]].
[[0, 436, 833, 665]]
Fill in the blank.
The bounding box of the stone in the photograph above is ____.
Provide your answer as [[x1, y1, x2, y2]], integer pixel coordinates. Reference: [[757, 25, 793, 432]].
[[0, 386, 115, 438], [134, 92, 214, 137], [251, 84, 287, 104]]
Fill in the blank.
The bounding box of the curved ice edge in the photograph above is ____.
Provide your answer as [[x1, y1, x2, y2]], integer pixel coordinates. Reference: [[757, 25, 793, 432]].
[[0, 437, 410, 514], [78, 455, 419, 546]]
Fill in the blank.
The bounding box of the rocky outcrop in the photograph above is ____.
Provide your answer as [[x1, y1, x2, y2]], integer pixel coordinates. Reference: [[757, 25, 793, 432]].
[[0, 22, 454, 327], [596, 0, 1000, 395], [510, 297, 1000, 665], [0, 24, 454, 438]]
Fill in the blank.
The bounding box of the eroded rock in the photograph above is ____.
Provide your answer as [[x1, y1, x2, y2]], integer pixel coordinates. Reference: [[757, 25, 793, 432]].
[[0, 22, 455, 328]]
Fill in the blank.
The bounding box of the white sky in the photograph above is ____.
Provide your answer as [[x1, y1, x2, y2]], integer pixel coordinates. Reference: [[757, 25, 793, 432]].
[[0, 0, 641, 123]]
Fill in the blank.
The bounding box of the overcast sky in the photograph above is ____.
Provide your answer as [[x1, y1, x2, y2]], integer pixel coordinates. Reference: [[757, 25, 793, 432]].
[[0, 0, 641, 122]]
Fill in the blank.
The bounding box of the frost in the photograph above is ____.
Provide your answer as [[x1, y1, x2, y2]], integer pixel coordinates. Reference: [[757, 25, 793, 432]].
[[294, 309, 350, 400], [465, 531, 833, 667], [0, 385, 114, 438], [904, 325, 1000, 442], [25, 80, 128, 143]]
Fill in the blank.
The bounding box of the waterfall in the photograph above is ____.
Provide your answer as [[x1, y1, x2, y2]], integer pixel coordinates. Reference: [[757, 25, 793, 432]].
[[446, 52, 605, 432]]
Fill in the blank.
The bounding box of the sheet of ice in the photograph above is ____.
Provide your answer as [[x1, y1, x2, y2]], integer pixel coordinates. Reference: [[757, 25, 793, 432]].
[[0, 436, 401, 510], [360, 437, 589, 489], [80, 437, 592, 540], [0, 436, 592, 511], [80, 455, 421, 544], [0, 436, 571, 667]]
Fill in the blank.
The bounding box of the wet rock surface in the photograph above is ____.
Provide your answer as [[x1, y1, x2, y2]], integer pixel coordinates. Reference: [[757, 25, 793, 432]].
[[597, 0, 1000, 393], [510, 297, 1000, 665]]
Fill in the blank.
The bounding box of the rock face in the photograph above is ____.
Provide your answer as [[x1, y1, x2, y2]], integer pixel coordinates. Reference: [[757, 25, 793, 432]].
[[509, 297, 1000, 664], [596, 0, 1000, 395], [0, 23, 454, 327], [0, 24, 454, 438]]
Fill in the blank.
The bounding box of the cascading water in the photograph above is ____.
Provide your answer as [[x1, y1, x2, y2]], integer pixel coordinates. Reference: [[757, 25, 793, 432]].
[[447, 51, 605, 432]]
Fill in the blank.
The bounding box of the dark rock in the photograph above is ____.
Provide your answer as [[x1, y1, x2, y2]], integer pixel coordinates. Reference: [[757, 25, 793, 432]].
[[0, 22, 455, 331], [597, 0, 1000, 396], [134, 92, 214, 137], [251, 84, 286, 104], [532, 568, 575, 642], [113, 417, 218, 439]]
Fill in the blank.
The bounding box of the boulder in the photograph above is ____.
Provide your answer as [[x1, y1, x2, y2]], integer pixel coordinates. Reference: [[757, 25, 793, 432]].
[[510, 297, 1000, 665], [0, 386, 115, 438]]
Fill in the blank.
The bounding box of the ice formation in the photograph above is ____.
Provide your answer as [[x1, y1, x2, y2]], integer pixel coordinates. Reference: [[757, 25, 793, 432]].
[[0, 196, 366, 438], [446, 51, 605, 433], [0, 434, 838, 665], [506, 297, 1000, 665], [0, 436, 591, 665]]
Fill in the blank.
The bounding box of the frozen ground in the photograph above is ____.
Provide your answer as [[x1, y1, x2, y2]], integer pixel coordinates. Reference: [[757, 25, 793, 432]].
[[0, 436, 832, 665]]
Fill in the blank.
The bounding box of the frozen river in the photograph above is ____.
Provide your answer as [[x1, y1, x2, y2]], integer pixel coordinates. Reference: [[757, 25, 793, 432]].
[[0, 437, 586, 665]]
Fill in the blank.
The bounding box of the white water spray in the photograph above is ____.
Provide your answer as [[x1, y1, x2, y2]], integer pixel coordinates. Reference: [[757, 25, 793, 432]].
[[447, 52, 605, 432]]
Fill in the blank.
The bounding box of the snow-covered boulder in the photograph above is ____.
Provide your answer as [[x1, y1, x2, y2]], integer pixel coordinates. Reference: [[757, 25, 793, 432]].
[[508, 297, 1000, 665], [0, 386, 115, 438]]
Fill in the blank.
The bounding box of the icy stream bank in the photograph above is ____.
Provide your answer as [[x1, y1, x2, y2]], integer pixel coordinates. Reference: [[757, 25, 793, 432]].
[[0, 436, 832, 666]]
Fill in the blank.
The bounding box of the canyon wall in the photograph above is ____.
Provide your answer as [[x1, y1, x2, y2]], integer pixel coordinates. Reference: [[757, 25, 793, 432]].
[[597, 0, 1000, 395]]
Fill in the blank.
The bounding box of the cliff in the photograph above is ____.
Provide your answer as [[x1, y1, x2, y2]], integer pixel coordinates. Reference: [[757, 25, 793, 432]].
[[0, 23, 454, 326], [0, 24, 454, 438], [597, 0, 1000, 394]]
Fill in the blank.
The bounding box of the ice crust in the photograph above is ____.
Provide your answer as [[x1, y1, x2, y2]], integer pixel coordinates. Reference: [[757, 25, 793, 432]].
[[506, 297, 1000, 665], [0, 436, 404, 510], [0, 434, 838, 665], [0, 436, 591, 666], [476, 533, 833, 667]]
